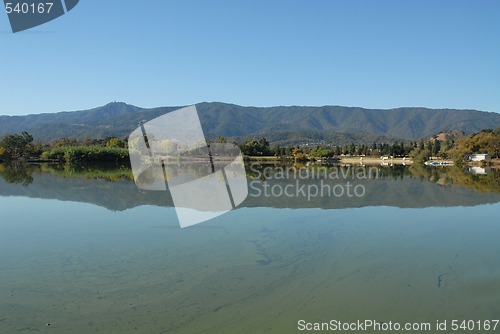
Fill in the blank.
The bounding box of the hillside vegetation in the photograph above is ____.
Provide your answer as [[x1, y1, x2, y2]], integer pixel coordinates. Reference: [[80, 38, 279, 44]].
[[1, 102, 500, 144], [449, 128, 500, 161]]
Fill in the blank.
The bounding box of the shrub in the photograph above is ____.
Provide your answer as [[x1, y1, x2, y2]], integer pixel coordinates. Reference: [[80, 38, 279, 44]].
[[42, 146, 129, 164]]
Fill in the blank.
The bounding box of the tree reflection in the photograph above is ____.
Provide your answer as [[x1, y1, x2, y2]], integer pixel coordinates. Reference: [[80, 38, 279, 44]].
[[0, 163, 35, 186], [409, 164, 500, 193], [0, 163, 498, 212]]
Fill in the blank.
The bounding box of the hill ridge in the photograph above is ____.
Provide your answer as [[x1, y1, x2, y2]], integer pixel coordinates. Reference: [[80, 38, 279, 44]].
[[1, 102, 499, 144]]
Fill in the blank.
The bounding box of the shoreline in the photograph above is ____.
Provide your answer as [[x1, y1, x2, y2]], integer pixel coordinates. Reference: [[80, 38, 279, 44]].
[[244, 156, 413, 165], [339, 157, 413, 165], [10, 156, 499, 167]]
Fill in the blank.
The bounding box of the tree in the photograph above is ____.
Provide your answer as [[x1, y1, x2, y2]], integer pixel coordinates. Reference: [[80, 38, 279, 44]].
[[239, 138, 271, 156], [0, 132, 34, 160], [107, 137, 125, 148], [427, 141, 433, 156], [348, 143, 356, 155], [449, 130, 500, 161], [334, 146, 342, 156], [310, 146, 334, 158], [292, 147, 306, 161], [216, 136, 227, 144], [433, 140, 441, 156]]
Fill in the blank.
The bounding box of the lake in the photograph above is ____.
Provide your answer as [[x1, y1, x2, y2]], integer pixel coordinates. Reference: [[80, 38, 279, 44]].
[[0, 163, 499, 333]]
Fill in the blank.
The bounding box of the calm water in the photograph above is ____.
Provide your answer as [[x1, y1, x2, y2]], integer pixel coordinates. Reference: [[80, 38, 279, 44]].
[[0, 164, 499, 333]]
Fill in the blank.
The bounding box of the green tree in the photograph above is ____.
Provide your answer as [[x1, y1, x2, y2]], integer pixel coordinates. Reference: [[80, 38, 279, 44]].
[[419, 141, 425, 151], [433, 140, 441, 156], [427, 141, 433, 156], [0, 132, 34, 160], [240, 138, 271, 156], [348, 143, 356, 155], [107, 137, 125, 148]]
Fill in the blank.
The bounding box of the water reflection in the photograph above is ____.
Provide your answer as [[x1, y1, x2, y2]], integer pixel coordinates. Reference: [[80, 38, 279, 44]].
[[468, 166, 491, 175], [0, 163, 499, 212], [0, 163, 36, 186], [1, 163, 499, 333]]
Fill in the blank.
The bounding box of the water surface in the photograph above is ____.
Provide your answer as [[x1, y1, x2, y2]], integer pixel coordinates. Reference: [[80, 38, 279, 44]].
[[0, 164, 499, 333]]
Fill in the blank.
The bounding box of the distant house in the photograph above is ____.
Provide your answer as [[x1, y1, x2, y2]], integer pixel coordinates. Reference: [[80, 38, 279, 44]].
[[467, 154, 492, 162]]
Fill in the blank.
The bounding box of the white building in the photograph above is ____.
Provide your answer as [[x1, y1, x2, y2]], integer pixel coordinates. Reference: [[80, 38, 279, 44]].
[[468, 154, 492, 162]]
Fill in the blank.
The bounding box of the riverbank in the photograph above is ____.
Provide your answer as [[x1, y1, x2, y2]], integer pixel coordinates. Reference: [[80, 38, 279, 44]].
[[340, 157, 413, 165], [244, 156, 413, 165]]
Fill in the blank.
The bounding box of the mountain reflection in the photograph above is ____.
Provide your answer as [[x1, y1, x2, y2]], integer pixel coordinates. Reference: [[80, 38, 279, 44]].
[[0, 162, 499, 211]]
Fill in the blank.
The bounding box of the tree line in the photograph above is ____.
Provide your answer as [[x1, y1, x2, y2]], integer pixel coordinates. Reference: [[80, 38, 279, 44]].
[[237, 128, 500, 162], [1, 128, 499, 164], [0, 134, 129, 164]]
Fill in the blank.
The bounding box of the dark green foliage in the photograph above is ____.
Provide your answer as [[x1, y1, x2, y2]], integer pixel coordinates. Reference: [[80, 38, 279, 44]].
[[434, 140, 441, 155], [240, 138, 271, 156], [309, 146, 335, 158], [0, 131, 34, 160], [42, 146, 129, 164]]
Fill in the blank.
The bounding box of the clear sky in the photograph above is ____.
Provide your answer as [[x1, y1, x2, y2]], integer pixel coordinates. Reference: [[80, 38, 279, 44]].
[[0, 0, 499, 116]]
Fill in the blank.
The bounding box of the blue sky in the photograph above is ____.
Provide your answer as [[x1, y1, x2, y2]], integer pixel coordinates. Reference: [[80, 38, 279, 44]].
[[0, 0, 499, 116]]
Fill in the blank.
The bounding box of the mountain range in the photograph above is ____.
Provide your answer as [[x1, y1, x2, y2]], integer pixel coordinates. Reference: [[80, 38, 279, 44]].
[[1, 102, 500, 145]]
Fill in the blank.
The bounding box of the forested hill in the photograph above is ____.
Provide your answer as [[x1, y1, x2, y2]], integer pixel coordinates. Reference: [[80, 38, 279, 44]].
[[1, 102, 499, 144]]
